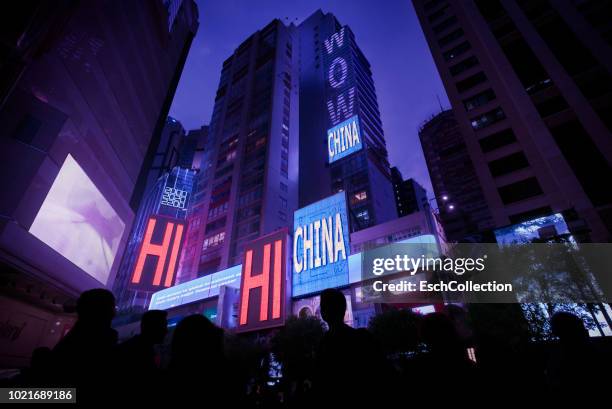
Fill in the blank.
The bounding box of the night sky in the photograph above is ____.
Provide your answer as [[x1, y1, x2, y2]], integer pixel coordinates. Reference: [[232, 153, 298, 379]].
[[169, 0, 450, 195]]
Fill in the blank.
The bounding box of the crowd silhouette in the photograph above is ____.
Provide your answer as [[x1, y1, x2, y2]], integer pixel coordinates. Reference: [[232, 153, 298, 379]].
[[4, 288, 611, 405]]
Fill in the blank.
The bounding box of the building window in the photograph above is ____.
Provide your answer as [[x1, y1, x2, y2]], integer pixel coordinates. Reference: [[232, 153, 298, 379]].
[[449, 55, 479, 77], [456, 72, 487, 93], [471, 107, 505, 130], [432, 15, 458, 34], [356, 209, 370, 223], [463, 89, 496, 111], [549, 120, 612, 206], [202, 232, 225, 250], [280, 182, 288, 192], [351, 190, 368, 204], [425, 0, 446, 11], [534, 95, 569, 118], [478, 128, 517, 153], [205, 217, 227, 234], [497, 177, 543, 205], [208, 201, 229, 218], [443, 41, 471, 61], [438, 28, 464, 47], [487, 151, 529, 177], [427, 4, 449, 23]]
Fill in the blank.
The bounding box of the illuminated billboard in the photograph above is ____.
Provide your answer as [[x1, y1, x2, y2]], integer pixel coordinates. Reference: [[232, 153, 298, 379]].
[[130, 216, 185, 291], [29, 154, 126, 285], [160, 186, 188, 209], [293, 192, 350, 297], [148, 264, 241, 310], [237, 228, 289, 332], [494, 213, 570, 245], [324, 26, 362, 163], [327, 114, 362, 163]]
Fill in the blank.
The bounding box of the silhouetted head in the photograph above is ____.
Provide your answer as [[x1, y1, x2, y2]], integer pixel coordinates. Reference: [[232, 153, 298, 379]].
[[551, 312, 588, 344], [421, 313, 460, 352], [171, 315, 224, 369], [76, 289, 115, 327], [320, 288, 346, 328], [141, 310, 168, 344]]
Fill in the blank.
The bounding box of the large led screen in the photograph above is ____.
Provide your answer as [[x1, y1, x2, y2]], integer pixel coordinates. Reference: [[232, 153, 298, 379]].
[[493, 213, 570, 245], [327, 115, 363, 163], [293, 192, 350, 297], [29, 154, 125, 284]]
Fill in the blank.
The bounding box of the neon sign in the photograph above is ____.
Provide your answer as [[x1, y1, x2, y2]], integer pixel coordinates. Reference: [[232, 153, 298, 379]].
[[160, 187, 188, 209], [237, 228, 288, 332], [293, 192, 350, 297], [324, 27, 362, 163], [327, 115, 362, 163], [130, 216, 185, 290]]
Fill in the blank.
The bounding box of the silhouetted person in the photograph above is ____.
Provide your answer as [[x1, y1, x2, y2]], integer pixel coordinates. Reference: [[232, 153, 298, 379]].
[[51, 289, 117, 402], [115, 310, 168, 402], [412, 312, 477, 403], [11, 347, 53, 386], [314, 289, 389, 406], [546, 311, 603, 399], [167, 315, 235, 405]]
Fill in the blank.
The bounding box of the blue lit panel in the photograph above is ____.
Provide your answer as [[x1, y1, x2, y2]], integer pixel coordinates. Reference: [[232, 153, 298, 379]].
[[327, 115, 363, 163], [494, 213, 570, 245], [149, 264, 241, 310], [293, 192, 350, 297]]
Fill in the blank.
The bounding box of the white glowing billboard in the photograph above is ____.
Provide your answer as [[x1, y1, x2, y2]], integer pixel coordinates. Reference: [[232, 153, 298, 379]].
[[29, 154, 126, 284]]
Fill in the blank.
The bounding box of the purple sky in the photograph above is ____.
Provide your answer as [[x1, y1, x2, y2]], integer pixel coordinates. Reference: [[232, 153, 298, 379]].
[[169, 0, 449, 194]]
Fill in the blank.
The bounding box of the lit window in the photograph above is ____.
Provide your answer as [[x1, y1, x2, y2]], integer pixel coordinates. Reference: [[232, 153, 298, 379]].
[[352, 191, 367, 203], [202, 232, 225, 250], [356, 210, 370, 222]]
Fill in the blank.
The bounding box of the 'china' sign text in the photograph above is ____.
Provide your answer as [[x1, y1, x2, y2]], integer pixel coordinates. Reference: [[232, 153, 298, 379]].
[[293, 192, 350, 297]]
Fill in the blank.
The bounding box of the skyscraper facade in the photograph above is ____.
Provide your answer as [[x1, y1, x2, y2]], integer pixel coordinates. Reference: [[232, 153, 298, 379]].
[[413, 0, 612, 242], [113, 166, 197, 311], [391, 167, 429, 217], [182, 19, 299, 278], [418, 110, 494, 241], [0, 2, 198, 365], [0, 0, 199, 306], [298, 10, 396, 231], [142, 117, 186, 200]]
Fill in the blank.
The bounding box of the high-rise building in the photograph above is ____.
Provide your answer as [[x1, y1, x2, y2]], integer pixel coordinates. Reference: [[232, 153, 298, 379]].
[[113, 166, 197, 311], [297, 10, 397, 231], [419, 110, 494, 241], [0, 0, 198, 365], [142, 117, 186, 198], [391, 167, 429, 217], [181, 19, 300, 279], [113, 119, 206, 311], [176, 125, 212, 283], [413, 0, 612, 242]]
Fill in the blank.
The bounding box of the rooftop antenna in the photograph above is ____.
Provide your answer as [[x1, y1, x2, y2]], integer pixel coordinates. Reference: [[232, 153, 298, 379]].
[[436, 94, 444, 112]]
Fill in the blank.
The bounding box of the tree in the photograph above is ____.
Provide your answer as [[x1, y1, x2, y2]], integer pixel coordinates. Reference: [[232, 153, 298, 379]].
[[368, 309, 421, 357], [270, 316, 325, 385]]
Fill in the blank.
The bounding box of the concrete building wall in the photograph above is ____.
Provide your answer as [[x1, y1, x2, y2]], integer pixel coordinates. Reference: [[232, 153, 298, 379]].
[[413, 0, 612, 241]]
